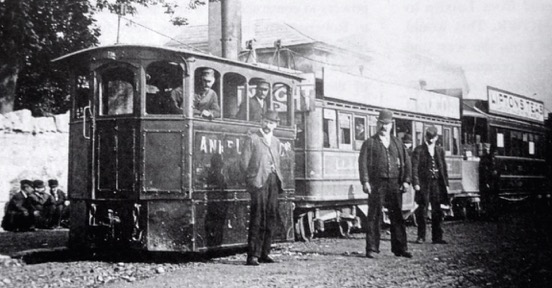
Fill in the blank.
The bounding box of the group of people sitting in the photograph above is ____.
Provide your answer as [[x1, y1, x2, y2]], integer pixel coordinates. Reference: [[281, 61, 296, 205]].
[[1, 179, 69, 232]]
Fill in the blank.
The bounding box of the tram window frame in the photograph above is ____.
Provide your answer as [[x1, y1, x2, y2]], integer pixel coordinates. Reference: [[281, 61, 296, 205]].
[[97, 64, 136, 116], [272, 82, 292, 127], [452, 127, 459, 155], [368, 115, 378, 139], [338, 113, 353, 150], [443, 127, 452, 156], [193, 67, 222, 120], [145, 60, 185, 115], [73, 74, 91, 120], [295, 111, 305, 148], [414, 121, 424, 147], [354, 116, 367, 150], [323, 109, 337, 148], [222, 72, 247, 119]]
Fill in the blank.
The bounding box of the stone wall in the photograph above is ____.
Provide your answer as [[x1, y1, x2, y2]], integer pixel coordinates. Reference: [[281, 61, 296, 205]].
[[0, 110, 69, 230]]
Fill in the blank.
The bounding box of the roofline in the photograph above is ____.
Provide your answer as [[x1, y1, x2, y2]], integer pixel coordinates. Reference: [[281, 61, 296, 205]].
[[52, 44, 304, 80]]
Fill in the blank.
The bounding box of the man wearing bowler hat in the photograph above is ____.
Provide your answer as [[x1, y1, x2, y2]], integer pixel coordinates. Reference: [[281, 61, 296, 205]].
[[358, 109, 412, 258], [48, 179, 69, 228], [236, 78, 270, 122], [241, 110, 290, 265], [412, 126, 449, 244]]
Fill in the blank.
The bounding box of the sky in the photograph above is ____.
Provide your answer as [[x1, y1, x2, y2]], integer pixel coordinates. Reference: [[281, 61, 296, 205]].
[[95, 0, 552, 116]]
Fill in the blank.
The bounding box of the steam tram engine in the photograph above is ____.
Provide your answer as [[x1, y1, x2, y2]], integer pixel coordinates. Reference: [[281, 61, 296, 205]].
[[55, 45, 301, 251]]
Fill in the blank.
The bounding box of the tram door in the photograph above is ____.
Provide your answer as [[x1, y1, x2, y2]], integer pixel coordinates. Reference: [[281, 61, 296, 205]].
[[91, 62, 139, 200]]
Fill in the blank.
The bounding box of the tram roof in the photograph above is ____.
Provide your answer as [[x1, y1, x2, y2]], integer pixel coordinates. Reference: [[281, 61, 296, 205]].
[[52, 44, 304, 80]]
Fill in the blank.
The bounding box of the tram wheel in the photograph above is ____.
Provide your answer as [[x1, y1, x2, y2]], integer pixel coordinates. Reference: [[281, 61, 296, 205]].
[[294, 214, 314, 242]]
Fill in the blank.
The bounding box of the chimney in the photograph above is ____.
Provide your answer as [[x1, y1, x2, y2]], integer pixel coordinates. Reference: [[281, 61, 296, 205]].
[[221, 0, 242, 60], [208, 1, 222, 57]]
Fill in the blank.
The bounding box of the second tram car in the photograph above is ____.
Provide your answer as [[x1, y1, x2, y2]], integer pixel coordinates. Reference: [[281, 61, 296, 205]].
[[293, 69, 464, 239], [54, 45, 301, 252]]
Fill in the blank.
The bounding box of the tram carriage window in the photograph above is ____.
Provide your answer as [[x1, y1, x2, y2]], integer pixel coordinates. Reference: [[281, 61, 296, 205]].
[[145, 61, 184, 115], [443, 127, 452, 156], [100, 66, 135, 115], [368, 115, 378, 138], [223, 73, 246, 119], [272, 83, 291, 126], [354, 116, 366, 150], [74, 74, 90, 119], [338, 113, 352, 149], [295, 112, 305, 148], [323, 109, 337, 148], [453, 127, 459, 155], [394, 118, 412, 145], [414, 122, 424, 146], [192, 67, 221, 119], [235, 78, 270, 122]]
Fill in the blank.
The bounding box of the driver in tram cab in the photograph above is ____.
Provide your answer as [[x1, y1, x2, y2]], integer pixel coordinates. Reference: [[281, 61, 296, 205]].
[[236, 78, 269, 122], [170, 68, 221, 119]]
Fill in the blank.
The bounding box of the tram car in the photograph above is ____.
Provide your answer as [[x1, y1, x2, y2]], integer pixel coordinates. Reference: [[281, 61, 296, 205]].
[[461, 87, 549, 216], [54, 44, 301, 252], [293, 68, 464, 239]]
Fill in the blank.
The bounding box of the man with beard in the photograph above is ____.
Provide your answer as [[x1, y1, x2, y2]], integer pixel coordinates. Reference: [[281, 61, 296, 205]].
[[412, 126, 449, 244], [236, 79, 270, 122], [358, 109, 412, 259], [241, 110, 290, 265]]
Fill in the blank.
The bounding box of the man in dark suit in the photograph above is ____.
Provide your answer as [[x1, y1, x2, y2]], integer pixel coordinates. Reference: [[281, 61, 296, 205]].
[[1, 179, 34, 232], [241, 110, 290, 265], [236, 79, 269, 122], [412, 126, 449, 244], [28, 180, 55, 229], [358, 109, 412, 259], [48, 179, 69, 228]]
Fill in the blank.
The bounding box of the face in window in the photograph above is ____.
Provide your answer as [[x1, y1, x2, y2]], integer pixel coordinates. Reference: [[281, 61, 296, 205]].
[[255, 82, 270, 100], [200, 75, 215, 93]]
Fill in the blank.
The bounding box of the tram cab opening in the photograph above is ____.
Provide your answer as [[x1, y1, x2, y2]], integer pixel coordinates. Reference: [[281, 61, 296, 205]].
[[56, 45, 301, 252]]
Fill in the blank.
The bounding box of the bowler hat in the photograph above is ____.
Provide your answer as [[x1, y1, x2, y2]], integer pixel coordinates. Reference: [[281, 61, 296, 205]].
[[426, 126, 438, 138], [402, 134, 413, 144], [20, 179, 33, 188], [33, 180, 45, 188], [48, 179, 59, 187], [377, 109, 393, 124], [263, 110, 280, 122]]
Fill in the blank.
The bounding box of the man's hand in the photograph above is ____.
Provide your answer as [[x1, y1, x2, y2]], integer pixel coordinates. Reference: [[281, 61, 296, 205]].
[[401, 182, 409, 193], [282, 142, 292, 152], [414, 184, 421, 191], [201, 110, 213, 118], [446, 186, 449, 193], [362, 182, 371, 195]]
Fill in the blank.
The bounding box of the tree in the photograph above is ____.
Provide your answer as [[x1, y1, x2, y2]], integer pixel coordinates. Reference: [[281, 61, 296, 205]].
[[0, 0, 210, 115], [0, 0, 100, 115]]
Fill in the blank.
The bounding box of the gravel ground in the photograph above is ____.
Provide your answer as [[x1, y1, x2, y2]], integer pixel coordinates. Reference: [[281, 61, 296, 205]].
[[0, 201, 551, 288]]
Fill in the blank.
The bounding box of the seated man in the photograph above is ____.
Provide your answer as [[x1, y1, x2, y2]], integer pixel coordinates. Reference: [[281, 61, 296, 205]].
[[236, 79, 269, 122], [28, 180, 55, 229], [1, 179, 34, 232], [170, 68, 221, 119], [48, 179, 69, 228]]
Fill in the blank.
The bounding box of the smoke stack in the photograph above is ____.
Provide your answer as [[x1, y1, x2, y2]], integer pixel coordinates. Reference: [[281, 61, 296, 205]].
[[221, 0, 242, 60]]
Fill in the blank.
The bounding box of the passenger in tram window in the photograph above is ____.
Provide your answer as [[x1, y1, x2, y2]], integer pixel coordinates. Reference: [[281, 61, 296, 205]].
[[241, 110, 290, 266], [236, 79, 269, 122], [358, 109, 413, 259], [170, 68, 221, 118], [355, 122, 366, 140], [412, 126, 450, 245]]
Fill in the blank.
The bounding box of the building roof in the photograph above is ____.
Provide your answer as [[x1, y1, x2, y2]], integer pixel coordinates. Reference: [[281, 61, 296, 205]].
[[165, 19, 317, 51]]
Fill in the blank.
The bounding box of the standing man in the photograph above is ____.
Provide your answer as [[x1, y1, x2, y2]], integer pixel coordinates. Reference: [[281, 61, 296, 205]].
[[241, 110, 289, 265], [1, 180, 34, 232], [236, 79, 270, 122], [479, 144, 500, 220], [412, 126, 449, 244], [358, 109, 412, 259]]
